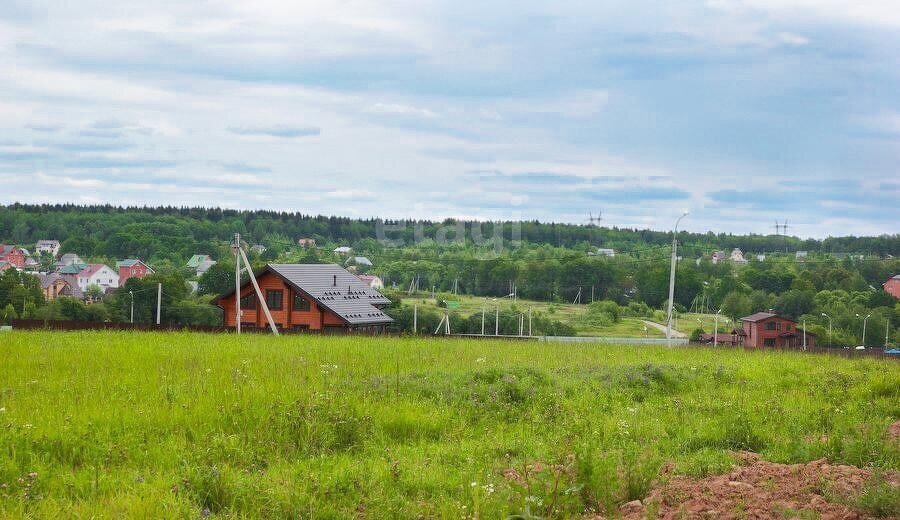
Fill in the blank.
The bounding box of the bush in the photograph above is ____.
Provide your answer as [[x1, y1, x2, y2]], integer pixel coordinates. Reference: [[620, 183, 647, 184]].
[[690, 327, 705, 342]]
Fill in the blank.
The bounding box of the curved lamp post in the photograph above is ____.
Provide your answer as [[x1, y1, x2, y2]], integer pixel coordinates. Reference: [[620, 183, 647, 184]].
[[665, 211, 689, 347]]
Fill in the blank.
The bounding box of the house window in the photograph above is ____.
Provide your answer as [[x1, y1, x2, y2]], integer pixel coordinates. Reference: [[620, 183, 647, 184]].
[[293, 293, 310, 311], [266, 289, 283, 310], [240, 293, 256, 309], [764, 338, 776, 347], [765, 322, 777, 330]]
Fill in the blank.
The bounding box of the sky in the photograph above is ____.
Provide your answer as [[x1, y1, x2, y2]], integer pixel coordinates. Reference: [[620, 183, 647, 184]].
[[1, 1, 898, 238]]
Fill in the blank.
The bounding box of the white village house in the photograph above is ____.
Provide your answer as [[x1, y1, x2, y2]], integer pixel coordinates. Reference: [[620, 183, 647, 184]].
[[35, 240, 61, 257], [76, 263, 119, 293]]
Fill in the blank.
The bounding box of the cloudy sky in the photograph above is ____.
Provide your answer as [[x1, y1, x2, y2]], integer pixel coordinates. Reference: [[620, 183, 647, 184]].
[[1, 1, 898, 237]]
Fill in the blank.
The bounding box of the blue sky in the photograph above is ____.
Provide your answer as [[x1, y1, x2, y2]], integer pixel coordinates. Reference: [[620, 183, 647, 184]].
[[1, 0, 898, 237]]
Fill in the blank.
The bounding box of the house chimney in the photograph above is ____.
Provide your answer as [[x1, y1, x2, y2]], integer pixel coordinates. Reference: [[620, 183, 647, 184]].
[[333, 274, 337, 286]]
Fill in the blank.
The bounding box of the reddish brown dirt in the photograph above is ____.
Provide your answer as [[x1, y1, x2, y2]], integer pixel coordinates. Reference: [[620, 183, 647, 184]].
[[888, 420, 900, 443], [618, 452, 899, 520]]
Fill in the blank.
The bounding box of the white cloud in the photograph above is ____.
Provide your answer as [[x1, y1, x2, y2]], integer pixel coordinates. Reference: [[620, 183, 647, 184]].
[[365, 102, 440, 119]]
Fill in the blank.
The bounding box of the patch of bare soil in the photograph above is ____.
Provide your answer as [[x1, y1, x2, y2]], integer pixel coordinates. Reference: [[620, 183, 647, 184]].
[[618, 452, 899, 520], [888, 420, 900, 443]]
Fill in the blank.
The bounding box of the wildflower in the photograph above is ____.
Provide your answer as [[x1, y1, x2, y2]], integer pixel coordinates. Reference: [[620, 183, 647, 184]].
[[476, 357, 485, 363], [0, 407, 6, 413], [471, 481, 477, 487]]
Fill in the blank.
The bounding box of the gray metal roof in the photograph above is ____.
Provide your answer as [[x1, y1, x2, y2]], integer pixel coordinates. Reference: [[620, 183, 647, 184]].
[[219, 263, 393, 326], [269, 264, 392, 325], [740, 312, 778, 322]]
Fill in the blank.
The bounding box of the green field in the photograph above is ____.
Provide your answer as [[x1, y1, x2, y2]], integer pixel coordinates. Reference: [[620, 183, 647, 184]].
[[400, 292, 667, 337], [0, 331, 898, 517]]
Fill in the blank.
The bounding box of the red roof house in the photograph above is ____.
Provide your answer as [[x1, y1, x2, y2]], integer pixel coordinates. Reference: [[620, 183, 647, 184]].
[[116, 259, 154, 285], [215, 264, 393, 333], [0, 245, 26, 269], [883, 275, 900, 299]]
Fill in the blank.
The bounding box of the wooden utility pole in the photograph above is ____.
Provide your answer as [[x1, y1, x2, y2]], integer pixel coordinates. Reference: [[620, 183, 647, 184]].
[[238, 246, 279, 336], [413, 304, 418, 334], [156, 282, 162, 325], [233, 233, 241, 334], [481, 306, 485, 335]]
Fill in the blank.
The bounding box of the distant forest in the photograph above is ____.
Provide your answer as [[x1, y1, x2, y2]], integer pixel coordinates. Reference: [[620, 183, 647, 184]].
[[1, 204, 898, 266], [1, 204, 899, 344]]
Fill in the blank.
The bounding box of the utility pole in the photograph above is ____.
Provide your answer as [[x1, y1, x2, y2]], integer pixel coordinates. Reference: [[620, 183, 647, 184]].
[[714, 309, 721, 347], [886, 319, 891, 347], [821, 313, 832, 346], [591, 286, 594, 303], [156, 282, 162, 325], [413, 304, 417, 334], [802, 319, 807, 350], [573, 286, 582, 305], [528, 308, 532, 337], [666, 211, 689, 347], [495, 305, 499, 336], [234, 233, 241, 334], [481, 306, 485, 335], [239, 246, 279, 336], [129, 290, 134, 324]]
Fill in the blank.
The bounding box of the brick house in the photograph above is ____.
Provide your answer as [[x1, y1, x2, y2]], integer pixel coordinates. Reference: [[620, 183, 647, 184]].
[[739, 312, 816, 348], [883, 275, 900, 299], [116, 259, 154, 285], [215, 264, 393, 332], [0, 245, 26, 269]]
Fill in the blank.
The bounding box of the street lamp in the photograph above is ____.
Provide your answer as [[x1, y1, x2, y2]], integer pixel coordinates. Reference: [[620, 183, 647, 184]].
[[714, 308, 722, 347], [856, 313, 871, 347], [821, 313, 832, 344], [129, 290, 134, 324], [666, 211, 689, 346]]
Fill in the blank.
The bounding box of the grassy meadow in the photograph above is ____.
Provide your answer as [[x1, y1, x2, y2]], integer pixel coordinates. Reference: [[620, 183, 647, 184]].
[[398, 293, 667, 337], [0, 331, 898, 518]]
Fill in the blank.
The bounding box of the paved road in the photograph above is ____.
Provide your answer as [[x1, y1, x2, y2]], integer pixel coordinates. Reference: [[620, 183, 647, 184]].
[[641, 320, 687, 338]]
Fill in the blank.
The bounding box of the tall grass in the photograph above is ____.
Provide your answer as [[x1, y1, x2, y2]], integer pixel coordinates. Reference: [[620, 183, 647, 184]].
[[0, 331, 897, 517]]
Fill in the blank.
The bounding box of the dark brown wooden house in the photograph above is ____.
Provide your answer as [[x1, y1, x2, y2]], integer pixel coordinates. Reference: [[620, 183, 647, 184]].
[[215, 264, 393, 333]]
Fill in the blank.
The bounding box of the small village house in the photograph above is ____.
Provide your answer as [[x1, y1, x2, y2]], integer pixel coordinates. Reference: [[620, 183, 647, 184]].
[[355, 274, 385, 289], [195, 259, 217, 276], [215, 264, 393, 333], [333, 246, 352, 254], [739, 312, 816, 348], [345, 256, 373, 267], [0, 245, 26, 269], [35, 240, 61, 257], [36, 273, 76, 300], [297, 238, 316, 247], [730, 248, 747, 264], [116, 259, 154, 285], [76, 264, 119, 293], [711, 251, 727, 264], [884, 275, 900, 299], [56, 253, 83, 268], [186, 254, 212, 269], [187, 255, 217, 276]]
